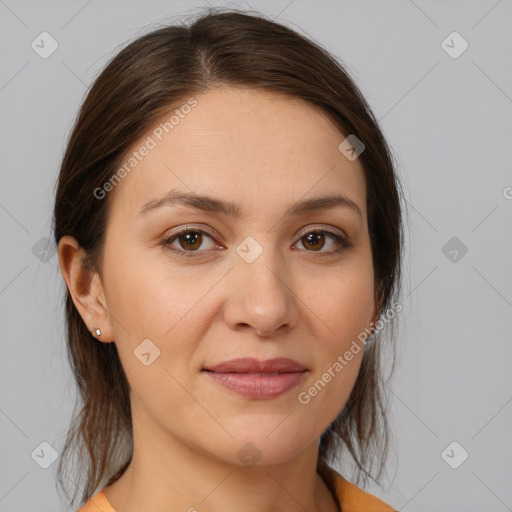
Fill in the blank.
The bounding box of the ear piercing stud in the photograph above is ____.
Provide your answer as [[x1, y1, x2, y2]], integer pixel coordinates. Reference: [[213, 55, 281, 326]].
[[92, 328, 102, 337]]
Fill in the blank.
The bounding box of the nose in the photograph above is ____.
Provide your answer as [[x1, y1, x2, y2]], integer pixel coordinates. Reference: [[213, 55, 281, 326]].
[[222, 245, 299, 337]]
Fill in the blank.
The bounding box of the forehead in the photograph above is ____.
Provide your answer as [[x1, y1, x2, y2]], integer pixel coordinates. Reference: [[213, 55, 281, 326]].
[[108, 87, 367, 222]]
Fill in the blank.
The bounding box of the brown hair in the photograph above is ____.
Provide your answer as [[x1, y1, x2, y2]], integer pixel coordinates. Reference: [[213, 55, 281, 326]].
[[53, 7, 405, 507]]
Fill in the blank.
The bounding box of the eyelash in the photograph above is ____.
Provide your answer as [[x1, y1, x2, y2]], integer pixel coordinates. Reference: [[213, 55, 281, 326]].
[[162, 226, 353, 259]]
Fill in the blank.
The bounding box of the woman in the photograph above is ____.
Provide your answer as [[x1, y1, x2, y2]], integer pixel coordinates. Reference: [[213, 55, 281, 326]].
[[54, 8, 404, 512]]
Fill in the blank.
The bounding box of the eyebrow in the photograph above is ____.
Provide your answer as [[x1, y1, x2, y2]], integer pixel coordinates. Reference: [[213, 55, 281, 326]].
[[139, 189, 363, 219]]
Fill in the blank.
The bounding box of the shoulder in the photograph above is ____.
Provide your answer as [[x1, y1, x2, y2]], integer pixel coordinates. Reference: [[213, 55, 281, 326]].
[[324, 464, 397, 512], [75, 490, 116, 512]]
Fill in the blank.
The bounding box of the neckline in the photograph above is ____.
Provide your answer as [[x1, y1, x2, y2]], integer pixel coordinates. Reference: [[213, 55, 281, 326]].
[[92, 464, 393, 512], [91, 490, 116, 511], [96, 468, 341, 512]]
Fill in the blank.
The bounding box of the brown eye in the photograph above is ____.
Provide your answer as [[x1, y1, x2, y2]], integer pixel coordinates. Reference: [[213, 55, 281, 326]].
[[177, 231, 203, 251], [301, 232, 326, 251], [163, 226, 352, 260], [296, 230, 351, 254], [163, 228, 218, 258]]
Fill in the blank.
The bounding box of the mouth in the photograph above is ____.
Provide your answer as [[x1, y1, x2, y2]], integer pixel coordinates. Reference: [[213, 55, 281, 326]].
[[202, 357, 308, 374], [202, 370, 298, 375], [201, 368, 308, 399]]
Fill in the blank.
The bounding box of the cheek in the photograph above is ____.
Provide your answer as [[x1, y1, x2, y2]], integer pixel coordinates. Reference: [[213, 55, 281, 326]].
[[102, 250, 212, 417], [296, 282, 369, 435], [102, 245, 222, 388], [297, 350, 363, 441], [296, 261, 373, 426], [103, 242, 210, 338], [330, 276, 374, 341], [305, 259, 375, 344]]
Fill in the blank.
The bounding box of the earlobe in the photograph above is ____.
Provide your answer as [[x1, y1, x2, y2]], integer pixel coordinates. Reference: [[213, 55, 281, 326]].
[[57, 235, 114, 343]]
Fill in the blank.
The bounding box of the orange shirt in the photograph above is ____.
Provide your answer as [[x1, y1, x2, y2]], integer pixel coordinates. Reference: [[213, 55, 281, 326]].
[[76, 464, 396, 512]]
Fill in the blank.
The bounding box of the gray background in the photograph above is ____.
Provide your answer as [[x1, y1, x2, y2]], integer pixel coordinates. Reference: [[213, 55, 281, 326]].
[[1, 0, 511, 510]]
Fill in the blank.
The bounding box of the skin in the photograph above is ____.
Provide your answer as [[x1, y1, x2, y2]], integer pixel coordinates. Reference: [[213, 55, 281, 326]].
[[59, 87, 380, 512]]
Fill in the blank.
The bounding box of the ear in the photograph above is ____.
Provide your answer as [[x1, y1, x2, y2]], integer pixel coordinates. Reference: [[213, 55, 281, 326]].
[[57, 235, 114, 343]]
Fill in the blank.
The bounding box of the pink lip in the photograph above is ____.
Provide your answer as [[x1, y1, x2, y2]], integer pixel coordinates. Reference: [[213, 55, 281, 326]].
[[202, 357, 308, 399], [203, 371, 307, 399], [203, 357, 307, 373]]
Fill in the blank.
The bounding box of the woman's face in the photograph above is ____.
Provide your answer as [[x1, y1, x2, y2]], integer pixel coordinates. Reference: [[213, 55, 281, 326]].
[[97, 87, 377, 466]]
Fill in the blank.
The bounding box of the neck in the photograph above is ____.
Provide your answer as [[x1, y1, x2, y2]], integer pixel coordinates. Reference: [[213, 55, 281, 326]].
[[104, 420, 338, 512]]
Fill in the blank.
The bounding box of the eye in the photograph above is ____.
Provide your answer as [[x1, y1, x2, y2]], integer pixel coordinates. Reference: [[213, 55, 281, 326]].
[[163, 227, 219, 258], [162, 225, 353, 259], [295, 228, 353, 255]]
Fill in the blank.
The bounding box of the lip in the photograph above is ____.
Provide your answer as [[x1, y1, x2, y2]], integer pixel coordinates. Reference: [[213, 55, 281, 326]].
[[202, 357, 308, 399], [202, 357, 307, 374], [203, 371, 307, 399]]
